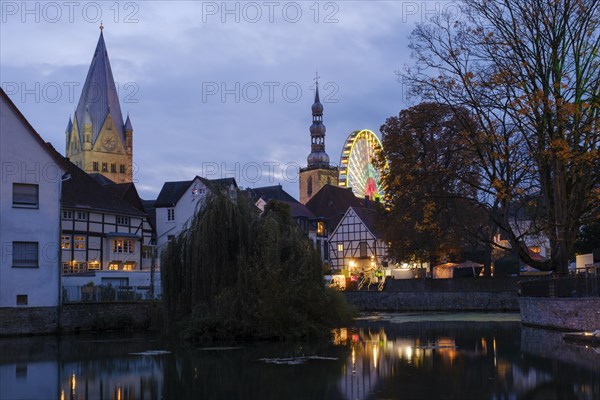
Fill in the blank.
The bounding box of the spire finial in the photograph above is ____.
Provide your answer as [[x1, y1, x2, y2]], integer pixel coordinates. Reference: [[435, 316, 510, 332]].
[[99, 21, 104, 31], [314, 71, 320, 88]]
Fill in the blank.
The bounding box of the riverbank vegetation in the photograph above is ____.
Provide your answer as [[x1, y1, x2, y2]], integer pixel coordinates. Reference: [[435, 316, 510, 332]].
[[161, 193, 354, 344]]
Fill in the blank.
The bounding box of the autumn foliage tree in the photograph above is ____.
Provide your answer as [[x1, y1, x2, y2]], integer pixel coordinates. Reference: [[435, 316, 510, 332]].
[[377, 102, 489, 272], [404, 0, 600, 273]]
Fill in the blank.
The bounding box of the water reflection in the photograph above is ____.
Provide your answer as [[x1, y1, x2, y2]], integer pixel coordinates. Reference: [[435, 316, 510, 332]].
[[0, 314, 599, 400]]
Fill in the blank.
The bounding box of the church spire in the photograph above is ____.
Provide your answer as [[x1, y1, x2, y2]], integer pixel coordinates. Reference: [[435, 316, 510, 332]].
[[307, 74, 330, 168], [73, 27, 125, 147]]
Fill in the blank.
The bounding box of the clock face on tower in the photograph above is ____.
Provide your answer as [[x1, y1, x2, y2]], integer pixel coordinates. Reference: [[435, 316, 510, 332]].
[[102, 135, 117, 151]]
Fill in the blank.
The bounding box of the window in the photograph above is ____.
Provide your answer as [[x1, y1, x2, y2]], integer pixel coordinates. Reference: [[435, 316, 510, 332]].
[[74, 236, 86, 250], [119, 164, 126, 173], [113, 239, 134, 253], [12, 183, 38, 208], [110, 163, 116, 173], [12, 242, 38, 268], [317, 221, 326, 237], [61, 235, 71, 249], [167, 235, 175, 241], [359, 242, 368, 258], [88, 261, 100, 270], [191, 187, 205, 196], [62, 210, 72, 219], [323, 241, 329, 260], [337, 243, 344, 252], [142, 245, 154, 259], [123, 262, 136, 271], [167, 208, 175, 222], [93, 162, 99, 171], [108, 262, 120, 271], [76, 212, 87, 221], [116, 216, 129, 225], [16, 295, 28, 306], [102, 162, 108, 172]]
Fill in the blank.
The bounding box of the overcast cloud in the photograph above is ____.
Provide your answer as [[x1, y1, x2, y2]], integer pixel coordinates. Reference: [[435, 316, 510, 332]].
[[0, 1, 457, 199]]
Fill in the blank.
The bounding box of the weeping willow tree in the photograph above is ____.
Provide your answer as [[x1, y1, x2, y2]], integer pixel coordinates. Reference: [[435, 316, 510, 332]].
[[161, 192, 353, 343]]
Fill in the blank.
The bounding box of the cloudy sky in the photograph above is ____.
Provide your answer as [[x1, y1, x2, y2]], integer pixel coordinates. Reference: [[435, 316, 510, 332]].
[[1, 1, 451, 200]]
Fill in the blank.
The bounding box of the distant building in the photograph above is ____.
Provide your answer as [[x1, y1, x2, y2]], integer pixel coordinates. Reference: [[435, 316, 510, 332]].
[[328, 206, 388, 273], [65, 26, 134, 183], [0, 88, 67, 308], [245, 184, 316, 233], [304, 184, 365, 266], [299, 80, 339, 204], [154, 177, 237, 251]]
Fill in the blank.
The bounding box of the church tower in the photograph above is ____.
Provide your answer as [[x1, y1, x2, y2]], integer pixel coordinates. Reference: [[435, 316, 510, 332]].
[[299, 78, 339, 204], [65, 25, 133, 183]]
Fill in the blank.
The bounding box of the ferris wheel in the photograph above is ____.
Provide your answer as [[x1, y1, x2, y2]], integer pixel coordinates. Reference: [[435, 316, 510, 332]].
[[338, 129, 384, 200]]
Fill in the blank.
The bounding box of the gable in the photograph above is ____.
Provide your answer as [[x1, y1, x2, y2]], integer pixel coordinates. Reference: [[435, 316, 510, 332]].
[[0, 89, 66, 170]]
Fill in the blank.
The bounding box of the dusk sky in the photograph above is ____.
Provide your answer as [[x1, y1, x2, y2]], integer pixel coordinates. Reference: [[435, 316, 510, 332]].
[[0, 1, 452, 199]]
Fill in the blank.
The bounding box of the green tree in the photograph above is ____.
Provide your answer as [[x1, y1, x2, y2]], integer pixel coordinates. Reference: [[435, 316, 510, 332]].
[[404, 0, 600, 273], [161, 193, 353, 343]]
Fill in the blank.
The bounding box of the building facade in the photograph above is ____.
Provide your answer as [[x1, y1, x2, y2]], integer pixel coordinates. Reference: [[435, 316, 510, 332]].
[[0, 89, 66, 308], [65, 27, 133, 183], [299, 80, 339, 204], [60, 161, 156, 293], [154, 177, 238, 252], [328, 207, 388, 274]]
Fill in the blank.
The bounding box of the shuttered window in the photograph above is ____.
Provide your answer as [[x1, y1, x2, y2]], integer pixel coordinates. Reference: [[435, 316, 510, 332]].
[[13, 184, 38, 208], [12, 242, 39, 268]]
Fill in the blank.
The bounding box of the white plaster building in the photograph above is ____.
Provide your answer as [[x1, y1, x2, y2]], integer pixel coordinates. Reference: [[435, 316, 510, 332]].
[[0, 89, 66, 308], [154, 177, 237, 252]]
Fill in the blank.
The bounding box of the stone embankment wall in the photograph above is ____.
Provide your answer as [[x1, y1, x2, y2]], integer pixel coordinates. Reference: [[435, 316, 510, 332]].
[[0, 303, 160, 336], [519, 297, 600, 331], [344, 278, 521, 311], [0, 307, 59, 336]]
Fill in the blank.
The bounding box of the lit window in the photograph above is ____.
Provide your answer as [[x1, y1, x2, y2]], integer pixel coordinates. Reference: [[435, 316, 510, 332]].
[[116, 216, 129, 225], [61, 235, 71, 249], [530, 246, 541, 254], [12, 183, 39, 208], [113, 239, 134, 253], [108, 262, 120, 270], [167, 208, 175, 222], [88, 261, 100, 270], [123, 262, 135, 271], [62, 210, 72, 219], [76, 212, 87, 221], [337, 243, 343, 252], [74, 236, 86, 250], [12, 242, 38, 268], [317, 221, 326, 237]]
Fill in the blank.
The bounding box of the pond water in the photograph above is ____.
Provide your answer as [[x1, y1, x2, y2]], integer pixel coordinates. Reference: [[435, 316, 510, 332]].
[[1, 312, 599, 400]]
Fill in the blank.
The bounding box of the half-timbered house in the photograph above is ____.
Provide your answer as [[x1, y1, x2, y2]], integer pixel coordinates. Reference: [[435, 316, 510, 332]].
[[328, 207, 388, 274], [60, 159, 156, 290]]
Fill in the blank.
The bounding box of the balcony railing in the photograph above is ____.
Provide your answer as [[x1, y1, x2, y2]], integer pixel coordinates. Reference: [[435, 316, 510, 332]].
[[62, 285, 160, 303]]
